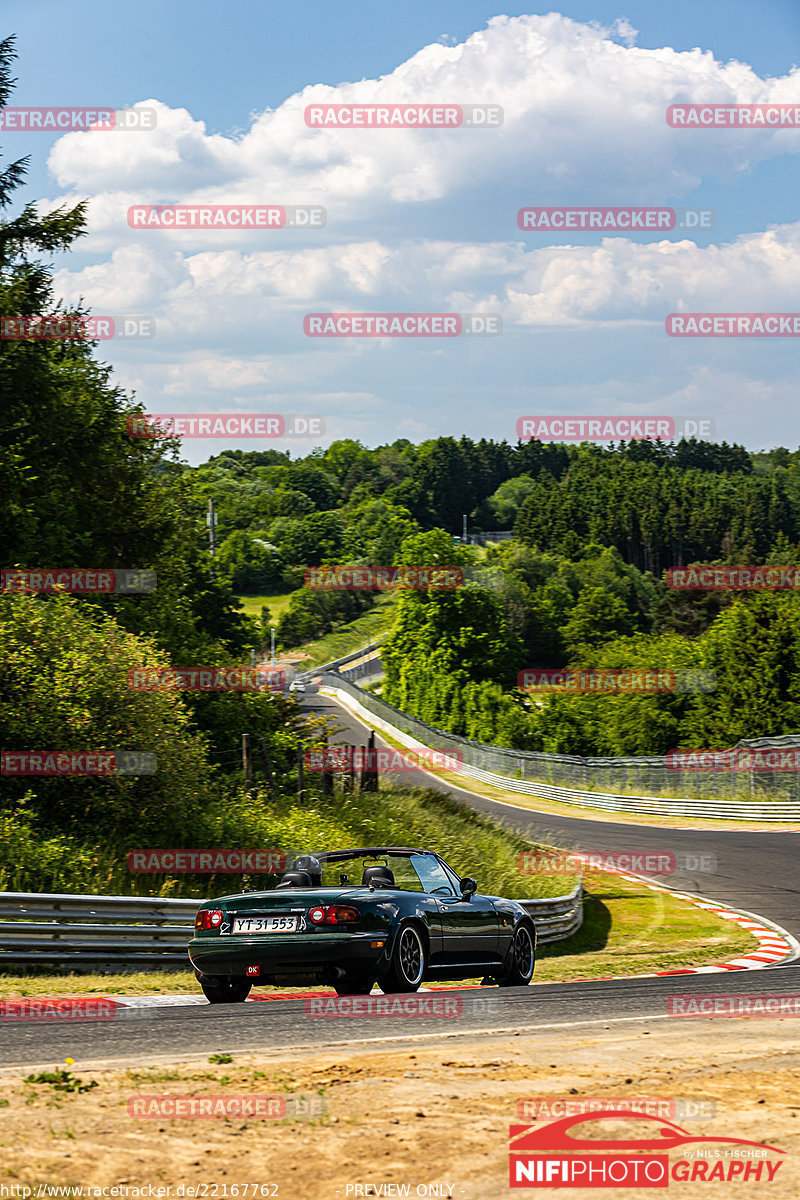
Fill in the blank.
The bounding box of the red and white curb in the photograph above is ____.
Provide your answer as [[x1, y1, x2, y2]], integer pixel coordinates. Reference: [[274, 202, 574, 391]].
[[569, 868, 798, 982], [93, 985, 461, 1011], [47, 885, 797, 1012]]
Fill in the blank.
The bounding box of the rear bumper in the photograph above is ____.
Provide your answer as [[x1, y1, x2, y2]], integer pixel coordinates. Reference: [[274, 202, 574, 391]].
[[188, 931, 391, 979]]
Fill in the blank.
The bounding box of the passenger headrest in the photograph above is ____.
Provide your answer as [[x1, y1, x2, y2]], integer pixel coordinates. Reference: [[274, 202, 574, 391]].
[[361, 864, 395, 888]]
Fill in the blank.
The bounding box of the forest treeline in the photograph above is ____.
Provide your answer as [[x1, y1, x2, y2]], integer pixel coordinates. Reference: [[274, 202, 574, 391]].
[[3, 25, 800, 826]]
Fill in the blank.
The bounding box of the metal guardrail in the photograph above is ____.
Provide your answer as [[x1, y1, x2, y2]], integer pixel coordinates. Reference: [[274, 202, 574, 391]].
[[0, 892, 200, 970], [320, 675, 800, 821], [520, 882, 583, 944], [455, 761, 800, 821], [0, 883, 582, 970], [299, 639, 385, 680]]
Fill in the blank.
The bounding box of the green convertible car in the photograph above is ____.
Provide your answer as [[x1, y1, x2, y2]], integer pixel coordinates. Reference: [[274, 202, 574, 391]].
[[188, 846, 536, 1002]]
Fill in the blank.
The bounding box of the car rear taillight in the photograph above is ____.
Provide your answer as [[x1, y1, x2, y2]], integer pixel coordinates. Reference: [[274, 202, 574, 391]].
[[195, 909, 224, 930], [308, 905, 361, 925]]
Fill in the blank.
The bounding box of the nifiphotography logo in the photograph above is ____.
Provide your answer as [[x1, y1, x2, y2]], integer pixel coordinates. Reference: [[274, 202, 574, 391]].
[[509, 1109, 786, 1187]]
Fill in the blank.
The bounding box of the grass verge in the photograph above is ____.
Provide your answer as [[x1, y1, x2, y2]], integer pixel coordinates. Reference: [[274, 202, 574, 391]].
[[235, 592, 294, 623], [291, 593, 397, 668]]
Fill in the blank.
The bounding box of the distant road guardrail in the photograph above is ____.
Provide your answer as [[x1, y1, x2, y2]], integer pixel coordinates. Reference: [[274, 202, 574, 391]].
[[320, 675, 800, 822], [297, 639, 384, 680], [0, 884, 581, 971]]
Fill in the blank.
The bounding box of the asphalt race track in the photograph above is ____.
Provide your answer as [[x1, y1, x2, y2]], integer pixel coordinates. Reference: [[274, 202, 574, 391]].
[[2, 689, 799, 1070], [5, 968, 800, 1070], [307, 692, 800, 936]]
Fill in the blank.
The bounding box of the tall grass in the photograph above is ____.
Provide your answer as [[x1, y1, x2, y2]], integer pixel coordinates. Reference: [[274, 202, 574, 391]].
[[0, 784, 570, 900]]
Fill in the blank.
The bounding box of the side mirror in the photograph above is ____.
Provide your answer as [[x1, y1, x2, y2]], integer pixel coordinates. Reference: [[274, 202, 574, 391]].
[[460, 877, 477, 900]]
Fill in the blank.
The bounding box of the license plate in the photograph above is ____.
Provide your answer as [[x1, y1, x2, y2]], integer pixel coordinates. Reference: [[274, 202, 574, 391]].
[[233, 915, 298, 934]]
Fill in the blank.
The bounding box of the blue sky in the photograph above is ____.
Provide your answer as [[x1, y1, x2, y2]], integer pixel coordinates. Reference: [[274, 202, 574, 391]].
[[5, 1, 800, 461]]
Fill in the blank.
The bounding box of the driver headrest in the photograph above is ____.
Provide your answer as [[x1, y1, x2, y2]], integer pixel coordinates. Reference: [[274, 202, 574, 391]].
[[361, 864, 395, 888], [292, 855, 321, 884], [275, 870, 312, 889]]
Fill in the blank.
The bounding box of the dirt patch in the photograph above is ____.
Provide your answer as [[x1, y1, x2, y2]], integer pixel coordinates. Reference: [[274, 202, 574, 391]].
[[2, 1019, 799, 1198]]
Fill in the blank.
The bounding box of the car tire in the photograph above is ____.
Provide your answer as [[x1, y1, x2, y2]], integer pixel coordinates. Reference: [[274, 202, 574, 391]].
[[199, 975, 253, 1004], [379, 923, 426, 993], [497, 922, 535, 987], [333, 974, 374, 996]]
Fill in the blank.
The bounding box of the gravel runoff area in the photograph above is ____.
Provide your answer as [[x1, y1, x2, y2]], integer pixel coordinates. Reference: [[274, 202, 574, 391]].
[[1, 1015, 798, 1198]]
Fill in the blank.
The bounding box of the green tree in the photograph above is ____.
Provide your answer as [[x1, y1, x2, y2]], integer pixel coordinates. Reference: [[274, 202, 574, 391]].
[[215, 531, 284, 593], [0, 594, 212, 840], [561, 587, 635, 655]]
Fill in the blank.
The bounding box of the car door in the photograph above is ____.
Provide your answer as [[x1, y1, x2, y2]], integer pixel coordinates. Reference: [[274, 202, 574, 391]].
[[410, 854, 500, 966]]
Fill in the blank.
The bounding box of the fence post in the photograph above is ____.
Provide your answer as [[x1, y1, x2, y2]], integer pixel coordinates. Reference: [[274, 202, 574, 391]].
[[242, 733, 252, 790], [257, 737, 276, 801], [362, 731, 379, 792], [297, 744, 306, 804]]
